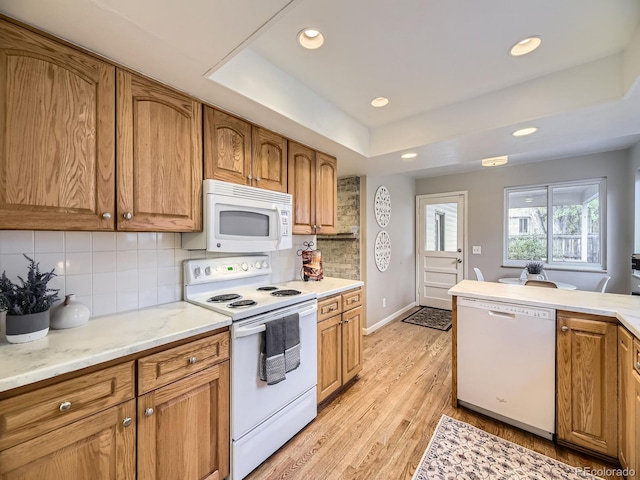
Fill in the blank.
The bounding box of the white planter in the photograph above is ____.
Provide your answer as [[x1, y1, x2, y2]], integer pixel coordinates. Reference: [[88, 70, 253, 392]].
[[527, 273, 544, 281]]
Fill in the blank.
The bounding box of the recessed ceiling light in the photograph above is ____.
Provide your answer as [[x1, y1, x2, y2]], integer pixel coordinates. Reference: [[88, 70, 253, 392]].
[[371, 97, 389, 107], [510, 36, 542, 56], [297, 28, 324, 49], [512, 127, 538, 137], [481, 155, 508, 167], [401, 152, 417, 159]]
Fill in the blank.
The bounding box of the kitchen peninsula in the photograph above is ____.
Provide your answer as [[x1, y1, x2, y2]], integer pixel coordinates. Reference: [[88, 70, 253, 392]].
[[449, 280, 640, 478]]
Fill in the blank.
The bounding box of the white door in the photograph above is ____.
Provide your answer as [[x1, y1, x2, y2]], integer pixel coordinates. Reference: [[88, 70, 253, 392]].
[[416, 192, 465, 310]]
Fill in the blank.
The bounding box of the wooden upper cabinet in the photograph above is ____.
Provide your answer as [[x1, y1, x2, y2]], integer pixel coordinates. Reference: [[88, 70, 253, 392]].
[[0, 19, 115, 230], [557, 313, 618, 457], [315, 152, 338, 235], [203, 107, 252, 185], [252, 126, 287, 192], [288, 142, 316, 234], [116, 70, 202, 232], [288, 143, 338, 235]]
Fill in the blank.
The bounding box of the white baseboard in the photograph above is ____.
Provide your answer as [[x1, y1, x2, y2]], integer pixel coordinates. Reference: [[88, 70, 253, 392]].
[[362, 302, 416, 335]]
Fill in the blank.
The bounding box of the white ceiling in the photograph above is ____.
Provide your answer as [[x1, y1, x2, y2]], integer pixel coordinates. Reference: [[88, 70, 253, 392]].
[[2, 0, 640, 178]]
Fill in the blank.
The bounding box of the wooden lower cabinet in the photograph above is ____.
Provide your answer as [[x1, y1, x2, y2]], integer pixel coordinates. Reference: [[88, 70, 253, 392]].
[[557, 312, 618, 458], [0, 399, 136, 479], [633, 368, 640, 480], [317, 288, 364, 403], [619, 326, 634, 472], [138, 362, 230, 480]]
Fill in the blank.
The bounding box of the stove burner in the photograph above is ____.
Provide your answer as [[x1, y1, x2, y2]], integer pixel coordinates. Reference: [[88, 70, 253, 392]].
[[228, 299, 258, 308], [270, 289, 302, 297], [208, 294, 241, 303], [257, 286, 278, 291]]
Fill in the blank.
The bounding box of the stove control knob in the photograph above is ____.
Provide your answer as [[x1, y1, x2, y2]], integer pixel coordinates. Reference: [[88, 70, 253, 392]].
[[194, 267, 201, 278], [261, 261, 269, 268], [204, 266, 211, 276], [241, 262, 249, 271], [255, 261, 262, 269]]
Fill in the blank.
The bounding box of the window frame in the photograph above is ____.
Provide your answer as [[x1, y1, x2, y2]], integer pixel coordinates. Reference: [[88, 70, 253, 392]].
[[503, 178, 606, 271]]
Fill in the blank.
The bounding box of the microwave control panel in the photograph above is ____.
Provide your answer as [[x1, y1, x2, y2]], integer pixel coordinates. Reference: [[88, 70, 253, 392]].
[[280, 210, 290, 236]]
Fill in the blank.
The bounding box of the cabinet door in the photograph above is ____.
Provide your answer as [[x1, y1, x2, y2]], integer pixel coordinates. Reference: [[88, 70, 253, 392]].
[[117, 70, 202, 231], [288, 141, 316, 234], [315, 152, 338, 235], [203, 107, 251, 185], [0, 399, 135, 480], [317, 314, 342, 403], [0, 19, 115, 230], [251, 126, 287, 192], [138, 362, 230, 480], [342, 306, 363, 384], [633, 369, 640, 480], [619, 326, 633, 470], [557, 314, 617, 457]]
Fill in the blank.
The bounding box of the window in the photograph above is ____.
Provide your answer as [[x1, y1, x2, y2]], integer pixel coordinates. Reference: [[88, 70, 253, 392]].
[[504, 179, 605, 270]]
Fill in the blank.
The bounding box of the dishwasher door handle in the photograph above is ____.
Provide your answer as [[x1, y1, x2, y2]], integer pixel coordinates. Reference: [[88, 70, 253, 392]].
[[488, 310, 516, 319]]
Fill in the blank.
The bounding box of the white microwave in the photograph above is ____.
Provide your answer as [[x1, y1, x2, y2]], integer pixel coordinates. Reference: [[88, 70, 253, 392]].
[[182, 180, 292, 252]]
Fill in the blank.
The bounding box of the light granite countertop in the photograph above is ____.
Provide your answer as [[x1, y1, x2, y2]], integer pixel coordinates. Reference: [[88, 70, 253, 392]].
[[449, 280, 640, 339], [277, 277, 364, 299], [0, 302, 231, 394]]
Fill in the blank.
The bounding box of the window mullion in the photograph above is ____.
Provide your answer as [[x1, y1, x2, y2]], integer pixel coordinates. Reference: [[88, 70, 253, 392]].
[[547, 187, 553, 265]]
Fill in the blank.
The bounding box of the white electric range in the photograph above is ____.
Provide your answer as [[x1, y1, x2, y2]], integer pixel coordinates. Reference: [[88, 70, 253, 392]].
[[183, 255, 318, 480]]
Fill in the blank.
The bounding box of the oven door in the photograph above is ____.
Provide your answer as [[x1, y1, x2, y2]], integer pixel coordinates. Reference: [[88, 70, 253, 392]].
[[230, 299, 317, 440]]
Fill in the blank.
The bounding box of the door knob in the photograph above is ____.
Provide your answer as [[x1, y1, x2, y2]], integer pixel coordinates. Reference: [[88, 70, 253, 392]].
[[102, 212, 112, 220], [561, 326, 569, 332], [122, 417, 133, 427], [123, 212, 133, 220], [145, 407, 154, 417], [457, 248, 462, 253]]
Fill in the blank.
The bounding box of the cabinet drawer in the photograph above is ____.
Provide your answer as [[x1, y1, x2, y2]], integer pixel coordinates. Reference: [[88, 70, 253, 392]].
[[138, 331, 230, 394], [342, 288, 362, 311], [318, 295, 342, 322], [0, 361, 134, 450], [634, 337, 640, 375]]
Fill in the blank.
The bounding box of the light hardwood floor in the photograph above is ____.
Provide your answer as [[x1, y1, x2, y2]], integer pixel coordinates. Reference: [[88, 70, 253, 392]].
[[247, 308, 620, 480]]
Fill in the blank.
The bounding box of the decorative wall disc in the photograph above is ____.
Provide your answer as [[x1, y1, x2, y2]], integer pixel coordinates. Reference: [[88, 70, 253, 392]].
[[374, 230, 391, 272], [374, 185, 391, 228]]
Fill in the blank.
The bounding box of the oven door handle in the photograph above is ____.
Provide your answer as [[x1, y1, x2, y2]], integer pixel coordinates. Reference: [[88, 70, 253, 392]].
[[233, 304, 318, 339], [234, 324, 266, 338]]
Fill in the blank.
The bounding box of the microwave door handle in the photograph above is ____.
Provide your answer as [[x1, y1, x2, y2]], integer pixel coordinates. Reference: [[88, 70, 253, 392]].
[[275, 205, 283, 249]]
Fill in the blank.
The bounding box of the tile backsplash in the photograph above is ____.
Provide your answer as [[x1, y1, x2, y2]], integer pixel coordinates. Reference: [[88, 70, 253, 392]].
[[0, 231, 315, 318]]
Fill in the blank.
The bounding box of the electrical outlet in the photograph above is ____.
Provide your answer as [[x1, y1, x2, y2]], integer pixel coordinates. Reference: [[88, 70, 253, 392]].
[[383, 298, 386, 308], [472, 246, 482, 254]]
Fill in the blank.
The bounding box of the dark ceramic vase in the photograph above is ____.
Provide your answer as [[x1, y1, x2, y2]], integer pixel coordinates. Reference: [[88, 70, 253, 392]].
[[5, 310, 50, 344]]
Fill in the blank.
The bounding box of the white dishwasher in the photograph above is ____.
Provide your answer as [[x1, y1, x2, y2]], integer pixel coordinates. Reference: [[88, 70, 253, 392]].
[[457, 296, 556, 440]]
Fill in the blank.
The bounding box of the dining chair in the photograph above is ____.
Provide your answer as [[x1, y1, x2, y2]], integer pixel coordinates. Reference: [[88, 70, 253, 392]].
[[524, 280, 558, 288], [595, 276, 611, 293], [473, 267, 485, 281]]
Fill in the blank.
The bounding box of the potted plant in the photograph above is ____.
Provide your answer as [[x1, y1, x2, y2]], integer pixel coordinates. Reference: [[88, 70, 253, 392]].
[[525, 261, 545, 280], [0, 255, 59, 343]]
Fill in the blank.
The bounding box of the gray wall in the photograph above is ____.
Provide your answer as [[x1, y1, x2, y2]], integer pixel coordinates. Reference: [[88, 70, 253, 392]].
[[363, 174, 416, 329], [630, 141, 640, 293], [416, 150, 632, 293]]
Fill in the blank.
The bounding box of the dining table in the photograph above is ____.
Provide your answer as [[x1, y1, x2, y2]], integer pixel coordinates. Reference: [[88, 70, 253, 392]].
[[497, 277, 577, 290]]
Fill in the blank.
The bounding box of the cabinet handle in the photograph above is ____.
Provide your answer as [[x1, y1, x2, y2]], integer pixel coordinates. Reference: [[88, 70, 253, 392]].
[[145, 407, 154, 417], [102, 212, 112, 220], [59, 401, 72, 412], [344, 319, 350, 323], [123, 212, 133, 220], [255, 177, 261, 182], [247, 174, 252, 180], [188, 356, 197, 365], [329, 306, 336, 311], [561, 326, 569, 332], [636, 362, 640, 370], [457, 259, 462, 263], [122, 417, 133, 427]]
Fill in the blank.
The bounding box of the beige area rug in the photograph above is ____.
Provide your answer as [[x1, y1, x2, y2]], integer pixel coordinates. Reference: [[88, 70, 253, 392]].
[[402, 307, 452, 331], [413, 415, 602, 479]]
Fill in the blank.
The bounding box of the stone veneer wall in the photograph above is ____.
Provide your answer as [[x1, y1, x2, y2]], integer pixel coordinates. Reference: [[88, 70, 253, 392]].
[[316, 176, 361, 280]]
